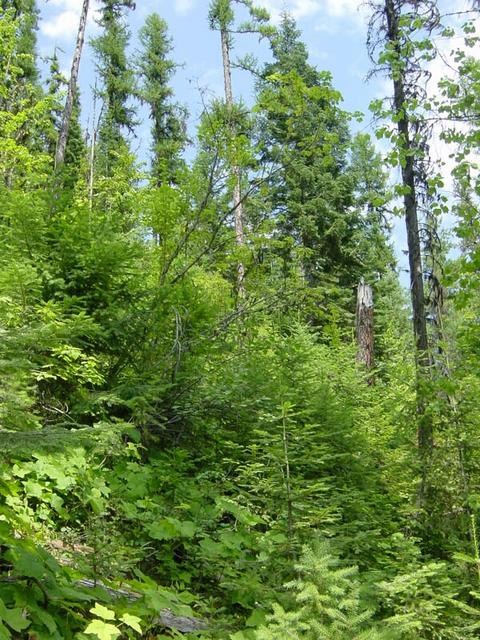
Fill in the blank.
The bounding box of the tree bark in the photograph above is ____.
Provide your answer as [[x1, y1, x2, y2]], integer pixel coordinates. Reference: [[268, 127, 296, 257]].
[[220, 27, 246, 298], [384, 0, 432, 453], [55, 0, 90, 168], [356, 279, 374, 377]]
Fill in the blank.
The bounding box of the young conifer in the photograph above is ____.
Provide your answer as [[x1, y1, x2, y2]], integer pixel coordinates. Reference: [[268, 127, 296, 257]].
[[137, 13, 187, 187]]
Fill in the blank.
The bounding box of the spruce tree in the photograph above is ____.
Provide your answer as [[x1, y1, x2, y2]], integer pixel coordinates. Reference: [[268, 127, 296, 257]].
[[137, 13, 187, 186], [255, 543, 390, 640], [255, 14, 359, 293], [46, 51, 65, 158], [91, 0, 136, 176], [1, 0, 39, 86]]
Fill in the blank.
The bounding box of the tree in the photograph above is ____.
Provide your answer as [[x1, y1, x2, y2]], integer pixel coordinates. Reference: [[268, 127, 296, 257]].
[[55, 0, 90, 168], [137, 13, 187, 186], [1, 0, 40, 86], [46, 51, 85, 190], [255, 543, 389, 640], [91, 0, 136, 176], [208, 0, 247, 297], [207, 1, 269, 298], [356, 279, 375, 375], [255, 14, 366, 301], [367, 0, 440, 458]]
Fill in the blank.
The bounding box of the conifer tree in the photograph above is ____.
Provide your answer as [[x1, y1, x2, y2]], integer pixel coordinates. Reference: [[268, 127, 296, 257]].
[[348, 133, 395, 281], [91, 0, 136, 176], [255, 543, 389, 640], [255, 14, 360, 292], [46, 51, 65, 158], [137, 13, 187, 186], [1, 0, 39, 86]]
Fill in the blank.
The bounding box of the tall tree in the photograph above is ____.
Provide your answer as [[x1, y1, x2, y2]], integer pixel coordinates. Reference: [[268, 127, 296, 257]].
[[367, 0, 441, 462], [256, 14, 358, 293], [137, 13, 187, 186], [1, 0, 39, 85], [208, 0, 247, 297], [91, 0, 136, 176], [46, 51, 85, 190], [55, 0, 90, 168]]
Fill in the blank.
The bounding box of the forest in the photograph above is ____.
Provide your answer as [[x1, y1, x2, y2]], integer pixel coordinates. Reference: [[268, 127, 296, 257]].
[[0, 0, 479, 637]]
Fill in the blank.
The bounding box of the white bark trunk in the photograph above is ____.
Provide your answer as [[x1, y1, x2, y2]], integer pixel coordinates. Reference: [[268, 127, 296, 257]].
[[221, 27, 246, 297], [55, 0, 90, 168]]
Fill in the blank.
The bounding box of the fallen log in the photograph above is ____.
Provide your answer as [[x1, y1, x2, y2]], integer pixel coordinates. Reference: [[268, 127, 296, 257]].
[[76, 579, 208, 633], [0, 575, 208, 633]]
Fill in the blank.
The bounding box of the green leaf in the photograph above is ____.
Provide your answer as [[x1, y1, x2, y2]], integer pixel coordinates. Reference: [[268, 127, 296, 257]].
[[13, 551, 45, 580], [147, 519, 178, 540], [120, 613, 142, 633], [0, 621, 10, 640], [147, 517, 196, 540], [0, 601, 30, 632], [90, 604, 116, 621], [23, 480, 43, 498], [84, 619, 121, 640]]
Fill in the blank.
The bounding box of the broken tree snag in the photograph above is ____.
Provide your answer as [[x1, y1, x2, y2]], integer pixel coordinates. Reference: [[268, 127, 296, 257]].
[[356, 279, 374, 378]]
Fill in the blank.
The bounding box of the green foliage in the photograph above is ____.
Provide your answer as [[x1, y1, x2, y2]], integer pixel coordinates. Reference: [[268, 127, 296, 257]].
[[137, 13, 187, 186], [1, 4, 480, 640], [254, 14, 393, 317], [253, 543, 390, 640], [91, 0, 137, 176]]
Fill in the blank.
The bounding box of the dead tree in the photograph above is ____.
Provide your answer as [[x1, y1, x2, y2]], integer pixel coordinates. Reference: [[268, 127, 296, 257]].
[[356, 279, 374, 377]]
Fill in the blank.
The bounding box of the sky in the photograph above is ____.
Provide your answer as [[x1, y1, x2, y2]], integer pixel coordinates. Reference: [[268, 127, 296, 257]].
[[37, 0, 377, 130], [36, 0, 478, 281]]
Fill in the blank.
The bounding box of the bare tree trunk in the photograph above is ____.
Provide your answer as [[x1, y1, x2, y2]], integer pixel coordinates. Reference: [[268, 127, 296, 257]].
[[88, 87, 98, 211], [356, 279, 374, 378], [220, 28, 246, 298], [55, 0, 90, 168], [385, 0, 432, 454]]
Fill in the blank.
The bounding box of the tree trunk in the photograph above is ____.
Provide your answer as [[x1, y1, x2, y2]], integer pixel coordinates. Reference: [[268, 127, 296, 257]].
[[384, 0, 432, 453], [55, 0, 89, 168], [220, 27, 246, 298], [356, 279, 374, 377]]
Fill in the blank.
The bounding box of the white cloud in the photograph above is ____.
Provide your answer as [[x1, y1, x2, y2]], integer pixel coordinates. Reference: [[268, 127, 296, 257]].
[[256, 0, 321, 23], [175, 0, 196, 15], [257, 0, 368, 27], [40, 0, 101, 41], [41, 9, 80, 38], [323, 0, 363, 18]]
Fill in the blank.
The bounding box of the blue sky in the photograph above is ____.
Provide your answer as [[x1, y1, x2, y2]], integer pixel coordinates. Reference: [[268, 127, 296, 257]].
[[36, 0, 477, 280], [37, 0, 379, 145]]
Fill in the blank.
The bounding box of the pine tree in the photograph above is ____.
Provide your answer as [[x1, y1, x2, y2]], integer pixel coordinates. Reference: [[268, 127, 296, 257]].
[[91, 0, 136, 176], [137, 13, 187, 186]]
